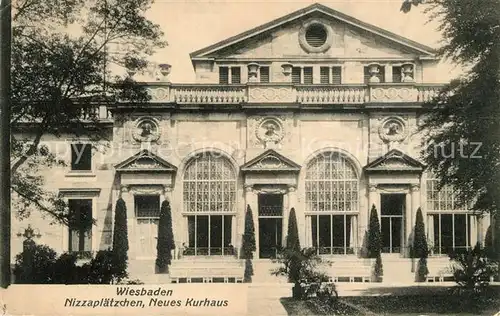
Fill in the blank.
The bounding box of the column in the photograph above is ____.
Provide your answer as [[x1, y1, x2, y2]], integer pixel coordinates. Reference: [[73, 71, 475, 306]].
[[120, 185, 134, 258], [300, 66, 304, 84]]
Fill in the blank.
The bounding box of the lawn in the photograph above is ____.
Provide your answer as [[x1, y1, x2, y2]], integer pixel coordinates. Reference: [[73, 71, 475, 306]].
[[280, 286, 500, 315]]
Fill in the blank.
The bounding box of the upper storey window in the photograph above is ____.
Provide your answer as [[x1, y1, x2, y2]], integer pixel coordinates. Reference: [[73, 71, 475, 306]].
[[219, 66, 241, 84], [71, 143, 92, 171], [292, 66, 313, 84], [305, 24, 327, 47], [320, 66, 342, 84]]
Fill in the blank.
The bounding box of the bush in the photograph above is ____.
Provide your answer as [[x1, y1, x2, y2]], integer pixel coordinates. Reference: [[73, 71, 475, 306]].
[[272, 247, 331, 299], [449, 243, 498, 293], [367, 205, 382, 258], [13, 244, 57, 284], [112, 198, 129, 282], [156, 200, 175, 273], [14, 245, 130, 284], [241, 205, 256, 282], [413, 208, 429, 282]]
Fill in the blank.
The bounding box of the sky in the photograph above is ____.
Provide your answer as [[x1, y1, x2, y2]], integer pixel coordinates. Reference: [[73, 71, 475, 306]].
[[143, 0, 461, 83]]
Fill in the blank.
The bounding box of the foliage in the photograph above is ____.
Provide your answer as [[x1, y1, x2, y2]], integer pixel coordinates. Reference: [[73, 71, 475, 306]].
[[11, 0, 166, 226], [449, 243, 498, 293], [285, 207, 302, 293], [272, 247, 331, 285], [156, 200, 175, 273], [402, 0, 500, 216], [112, 197, 129, 282], [241, 205, 256, 282], [413, 208, 429, 281], [13, 244, 57, 283], [367, 205, 382, 258], [241, 205, 256, 259], [13, 244, 129, 284], [373, 255, 383, 282]]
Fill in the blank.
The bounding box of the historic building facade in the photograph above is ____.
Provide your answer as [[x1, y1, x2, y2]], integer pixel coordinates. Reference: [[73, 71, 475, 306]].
[[12, 3, 490, 282]]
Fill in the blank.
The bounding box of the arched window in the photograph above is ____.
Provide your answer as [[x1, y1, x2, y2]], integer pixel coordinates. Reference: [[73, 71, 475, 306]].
[[305, 152, 359, 255], [182, 152, 236, 256]]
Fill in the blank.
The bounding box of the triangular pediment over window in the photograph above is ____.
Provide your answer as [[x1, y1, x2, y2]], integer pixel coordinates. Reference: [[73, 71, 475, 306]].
[[190, 3, 436, 60], [115, 150, 177, 173], [241, 149, 301, 172], [364, 149, 425, 173]]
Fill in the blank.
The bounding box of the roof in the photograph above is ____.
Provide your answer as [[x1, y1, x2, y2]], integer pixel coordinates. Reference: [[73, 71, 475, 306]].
[[241, 149, 301, 172], [115, 149, 177, 172], [190, 3, 437, 59], [364, 149, 425, 173]]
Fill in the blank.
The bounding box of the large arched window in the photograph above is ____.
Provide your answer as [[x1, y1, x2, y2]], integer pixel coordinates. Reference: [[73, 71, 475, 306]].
[[183, 152, 236, 256], [305, 152, 359, 255]]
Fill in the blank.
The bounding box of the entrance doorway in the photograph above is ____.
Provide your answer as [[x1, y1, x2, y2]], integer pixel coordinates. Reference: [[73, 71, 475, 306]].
[[258, 194, 283, 259], [380, 194, 405, 254], [135, 195, 160, 258]]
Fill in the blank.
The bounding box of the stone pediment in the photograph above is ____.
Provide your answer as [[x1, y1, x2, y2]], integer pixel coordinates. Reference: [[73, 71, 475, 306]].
[[115, 150, 177, 173], [241, 149, 301, 172], [190, 3, 436, 60], [364, 149, 425, 173]]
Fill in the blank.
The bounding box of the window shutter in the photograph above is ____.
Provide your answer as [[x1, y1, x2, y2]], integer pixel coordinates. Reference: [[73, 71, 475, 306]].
[[379, 66, 386, 83], [292, 67, 301, 84], [332, 66, 342, 85], [259, 66, 270, 83], [320, 67, 330, 84], [392, 66, 402, 83], [231, 67, 241, 84], [363, 66, 371, 84], [303, 67, 313, 84], [219, 67, 229, 84]]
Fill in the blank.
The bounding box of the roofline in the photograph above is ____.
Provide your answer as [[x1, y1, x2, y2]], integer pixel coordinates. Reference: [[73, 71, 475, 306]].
[[190, 3, 436, 60]]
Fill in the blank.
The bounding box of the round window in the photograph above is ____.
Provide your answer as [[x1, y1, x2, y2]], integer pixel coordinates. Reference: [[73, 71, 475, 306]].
[[305, 24, 327, 48]]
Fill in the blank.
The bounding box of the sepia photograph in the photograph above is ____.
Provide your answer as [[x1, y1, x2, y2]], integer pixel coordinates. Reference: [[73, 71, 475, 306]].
[[0, 0, 499, 315]]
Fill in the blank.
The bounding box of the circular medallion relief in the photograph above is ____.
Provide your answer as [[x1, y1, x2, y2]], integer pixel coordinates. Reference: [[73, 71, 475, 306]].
[[378, 117, 408, 143], [132, 117, 161, 143], [255, 117, 284, 145]]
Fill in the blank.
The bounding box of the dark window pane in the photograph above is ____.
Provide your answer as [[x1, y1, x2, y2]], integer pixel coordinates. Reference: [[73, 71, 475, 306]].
[[332, 215, 344, 248], [68, 199, 92, 252], [332, 66, 342, 84], [393, 66, 402, 83], [454, 214, 467, 247], [318, 215, 331, 248], [197, 216, 209, 248], [188, 216, 196, 248], [304, 67, 313, 84], [292, 67, 301, 84], [135, 195, 160, 217], [320, 67, 330, 84], [231, 67, 241, 84], [259, 67, 270, 83], [433, 214, 440, 251], [224, 215, 232, 247], [441, 214, 453, 251], [311, 216, 318, 248], [364, 66, 371, 84], [219, 67, 229, 84], [71, 143, 91, 171], [210, 215, 223, 248]]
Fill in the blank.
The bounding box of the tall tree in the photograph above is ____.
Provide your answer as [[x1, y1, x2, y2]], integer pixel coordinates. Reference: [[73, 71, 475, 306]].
[[367, 205, 382, 258], [11, 0, 166, 228], [112, 197, 128, 282], [401, 0, 500, 216], [286, 208, 302, 298], [413, 208, 429, 281], [241, 205, 256, 283], [156, 200, 174, 273]]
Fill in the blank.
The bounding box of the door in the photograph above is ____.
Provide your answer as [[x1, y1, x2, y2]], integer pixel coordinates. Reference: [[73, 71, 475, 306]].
[[381, 194, 405, 254], [258, 194, 283, 259], [135, 195, 160, 258]]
